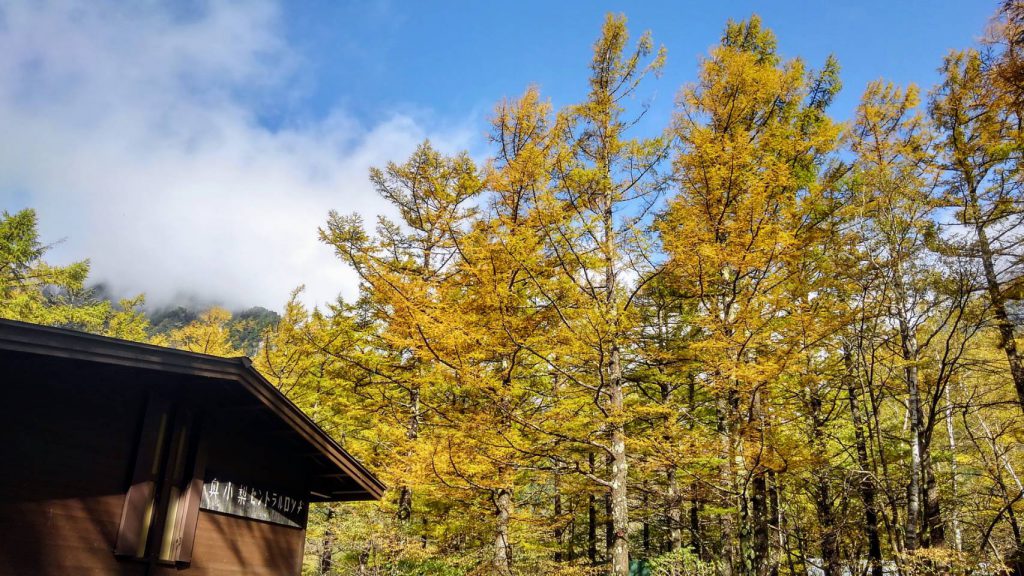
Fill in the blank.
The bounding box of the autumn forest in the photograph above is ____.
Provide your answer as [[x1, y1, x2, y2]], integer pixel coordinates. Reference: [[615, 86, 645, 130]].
[[6, 4, 1024, 576]]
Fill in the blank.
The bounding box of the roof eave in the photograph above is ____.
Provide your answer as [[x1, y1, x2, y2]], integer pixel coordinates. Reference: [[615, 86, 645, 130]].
[[0, 319, 386, 501]]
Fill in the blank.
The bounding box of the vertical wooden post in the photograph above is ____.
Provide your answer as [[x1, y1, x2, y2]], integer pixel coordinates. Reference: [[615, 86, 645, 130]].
[[115, 393, 171, 558]]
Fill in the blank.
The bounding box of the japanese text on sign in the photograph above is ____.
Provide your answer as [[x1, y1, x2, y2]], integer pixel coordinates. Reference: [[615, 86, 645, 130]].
[[199, 477, 306, 528]]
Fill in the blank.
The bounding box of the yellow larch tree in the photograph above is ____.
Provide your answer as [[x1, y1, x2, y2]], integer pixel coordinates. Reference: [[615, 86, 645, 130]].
[[661, 16, 843, 576]]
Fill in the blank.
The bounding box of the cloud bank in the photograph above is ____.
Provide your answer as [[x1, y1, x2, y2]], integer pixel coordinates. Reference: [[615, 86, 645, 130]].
[[0, 0, 473, 309]]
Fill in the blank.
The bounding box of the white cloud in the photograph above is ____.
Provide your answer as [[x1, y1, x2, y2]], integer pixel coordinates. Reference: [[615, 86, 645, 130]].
[[0, 0, 474, 309]]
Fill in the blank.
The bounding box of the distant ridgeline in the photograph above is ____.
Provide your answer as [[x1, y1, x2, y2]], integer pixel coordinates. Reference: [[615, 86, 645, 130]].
[[147, 304, 281, 356], [74, 280, 282, 357]]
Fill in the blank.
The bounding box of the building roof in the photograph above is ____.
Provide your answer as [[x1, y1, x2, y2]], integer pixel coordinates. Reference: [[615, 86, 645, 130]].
[[0, 318, 385, 502]]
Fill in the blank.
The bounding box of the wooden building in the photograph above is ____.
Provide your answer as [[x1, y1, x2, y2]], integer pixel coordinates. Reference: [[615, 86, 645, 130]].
[[0, 318, 384, 575]]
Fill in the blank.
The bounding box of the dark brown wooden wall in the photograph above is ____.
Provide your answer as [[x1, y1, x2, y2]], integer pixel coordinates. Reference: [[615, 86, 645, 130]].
[[0, 353, 149, 575], [0, 351, 313, 576], [150, 512, 304, 576]]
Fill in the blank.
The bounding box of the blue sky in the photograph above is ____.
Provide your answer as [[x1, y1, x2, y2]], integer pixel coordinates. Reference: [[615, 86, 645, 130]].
[[275, 1, 992, 138], [0, 1, 998, 309]]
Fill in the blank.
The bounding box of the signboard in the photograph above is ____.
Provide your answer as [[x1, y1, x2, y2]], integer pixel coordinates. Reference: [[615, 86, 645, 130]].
[[199, 477, 307, 528]]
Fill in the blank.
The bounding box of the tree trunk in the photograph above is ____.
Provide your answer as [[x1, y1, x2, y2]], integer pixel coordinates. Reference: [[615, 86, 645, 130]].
[[568, 499, 577, 562], [810, 389, 840, 576], [643, 491, 651, 556], [397, 388, 421, 523], [945, 384, 962, 552], [752, 472, 770, 576], [602, 199, 626, 569], [749, 385, 771, 576], [918, 377, 943, 549], [554, 491, 564, 562], [396, 486, 413, 523], [589, 452, 598, 565], [689, 488, 702, 559], [900, 316, 923, 552], [768, 471, 780, 576], [493, 488, 513, 575], [610, 416, 630, 576], [777, 476, 798, 576], [319, 507, 335, 575], [975, 208, 1024, 414], [606, 488, 613, 561], [667, 468, 682, 554], [719, 392, 740, 576], [846, 350, 884, 576], [815, 474, 840, 576], [923, 449, 945, 548]]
